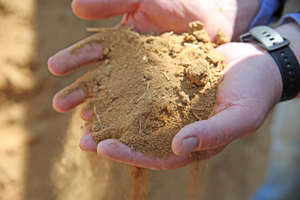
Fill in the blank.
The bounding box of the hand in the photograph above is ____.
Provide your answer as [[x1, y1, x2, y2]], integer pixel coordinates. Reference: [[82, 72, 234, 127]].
[[71, 0, 260, 40], [48, 0, 285, 170], [49, 39, 282, 169], [48, 0, 260, 108], [172, 42, 282, 160], [93, 43, 281, 169]]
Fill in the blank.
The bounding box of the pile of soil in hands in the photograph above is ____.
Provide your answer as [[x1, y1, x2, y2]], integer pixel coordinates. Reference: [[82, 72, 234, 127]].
[[61, 21, 228, 158]]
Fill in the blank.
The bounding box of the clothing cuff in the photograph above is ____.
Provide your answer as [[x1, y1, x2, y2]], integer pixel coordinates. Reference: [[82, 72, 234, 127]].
[[279, 13, 300, 26], [249, 0, 285, 29]]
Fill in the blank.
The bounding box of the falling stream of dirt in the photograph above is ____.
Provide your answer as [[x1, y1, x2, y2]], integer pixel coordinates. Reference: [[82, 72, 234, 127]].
[[130, 166, 149, 200]]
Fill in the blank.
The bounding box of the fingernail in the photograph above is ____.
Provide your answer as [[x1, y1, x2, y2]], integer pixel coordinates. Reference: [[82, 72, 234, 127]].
[[178, 137, 199, 155]]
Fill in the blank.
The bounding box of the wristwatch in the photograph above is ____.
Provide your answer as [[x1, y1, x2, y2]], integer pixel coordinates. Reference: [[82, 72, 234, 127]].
[[240, 25, 300, 102]]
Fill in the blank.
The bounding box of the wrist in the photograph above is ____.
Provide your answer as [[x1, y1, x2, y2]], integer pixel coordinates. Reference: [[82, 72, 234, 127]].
[[219, 41, 283, 105], [249, 43, 283, 103], [240, 22, 300, 101], [275, 22, 300, 98]]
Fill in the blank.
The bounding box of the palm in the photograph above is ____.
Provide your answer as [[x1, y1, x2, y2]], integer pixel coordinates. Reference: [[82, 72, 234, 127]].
[[120, 0, 235, 38], [72, 0, 259, 40], [202, 43, 282, 141]]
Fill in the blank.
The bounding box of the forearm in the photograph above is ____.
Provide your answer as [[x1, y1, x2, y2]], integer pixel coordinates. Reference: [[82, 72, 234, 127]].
[[249, 0, 287, 28]]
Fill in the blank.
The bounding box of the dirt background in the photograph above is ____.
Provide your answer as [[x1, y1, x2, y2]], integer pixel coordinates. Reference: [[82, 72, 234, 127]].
[[0, 0, 299, 200]]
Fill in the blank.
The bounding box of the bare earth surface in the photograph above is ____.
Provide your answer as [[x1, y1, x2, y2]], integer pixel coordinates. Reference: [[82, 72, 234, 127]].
[[1, 0, 299, 200]]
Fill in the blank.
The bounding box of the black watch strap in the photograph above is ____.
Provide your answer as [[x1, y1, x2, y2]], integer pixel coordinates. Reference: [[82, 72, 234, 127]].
[[240, 25, 300, 102]]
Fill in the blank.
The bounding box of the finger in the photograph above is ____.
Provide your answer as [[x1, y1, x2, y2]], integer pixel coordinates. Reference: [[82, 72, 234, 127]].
[[71, 0, 140, 20], [53, 88, 87, 112], [81, 109, 93, 121], [83, 125, 91, 135], [48, 35, 104, 76], [172, 104, 262, 155], [97, 139, 190, 170], [79, 134, 97, 153]]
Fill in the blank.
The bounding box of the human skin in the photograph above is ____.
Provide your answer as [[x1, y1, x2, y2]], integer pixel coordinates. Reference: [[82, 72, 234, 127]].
[[71, 0, 260, 40], [49, 0, 260, 76], [48, 0, 300, 169]]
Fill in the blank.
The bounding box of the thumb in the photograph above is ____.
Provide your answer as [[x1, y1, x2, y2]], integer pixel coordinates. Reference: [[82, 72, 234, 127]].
[[172, 104, 263, 155]]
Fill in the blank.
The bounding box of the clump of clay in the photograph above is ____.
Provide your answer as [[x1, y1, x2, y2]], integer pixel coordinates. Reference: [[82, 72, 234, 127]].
[[216, 29, 230, 45], [188, 21, 204, 34], [185, 59, 210, 86], [61, 22, 227, 158]]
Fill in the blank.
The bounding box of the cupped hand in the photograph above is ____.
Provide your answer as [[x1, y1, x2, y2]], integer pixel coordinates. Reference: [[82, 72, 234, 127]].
[[48, 0, 273, 170], [71, 0, 260, 40], [172, 42, 282, 158], [49, 39, 282, 169]]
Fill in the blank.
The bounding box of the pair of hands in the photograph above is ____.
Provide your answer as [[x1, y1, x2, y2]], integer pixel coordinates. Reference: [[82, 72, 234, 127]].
[[48, 0, 282, 169]]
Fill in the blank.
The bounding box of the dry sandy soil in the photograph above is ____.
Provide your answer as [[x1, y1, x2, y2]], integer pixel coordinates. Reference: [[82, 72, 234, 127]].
[[0, 0, 299, 200]]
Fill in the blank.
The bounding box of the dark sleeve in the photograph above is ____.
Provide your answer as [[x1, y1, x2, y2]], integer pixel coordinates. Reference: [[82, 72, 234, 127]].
[[280, 13, 300, 25], [249, 0, 287, 29]]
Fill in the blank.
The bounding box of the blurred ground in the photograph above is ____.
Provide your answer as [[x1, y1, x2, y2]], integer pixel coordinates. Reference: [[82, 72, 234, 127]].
[[0, 0, 299, 200]]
